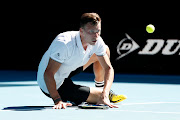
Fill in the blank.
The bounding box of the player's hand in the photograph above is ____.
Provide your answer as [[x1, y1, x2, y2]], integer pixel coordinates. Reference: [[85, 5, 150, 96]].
[[52, 101, 72, 109], [96, 93, 118, 108]]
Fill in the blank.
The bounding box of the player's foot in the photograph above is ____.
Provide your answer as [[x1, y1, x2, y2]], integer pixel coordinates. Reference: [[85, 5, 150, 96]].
[[109, 90, 127, 103]]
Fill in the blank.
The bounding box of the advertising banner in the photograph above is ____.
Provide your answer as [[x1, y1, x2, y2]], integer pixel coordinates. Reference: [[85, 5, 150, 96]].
[[110, 30, 180, 75]]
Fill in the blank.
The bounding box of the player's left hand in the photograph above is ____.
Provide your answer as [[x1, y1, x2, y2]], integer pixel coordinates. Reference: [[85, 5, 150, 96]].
[[96, 93, 118, 108]]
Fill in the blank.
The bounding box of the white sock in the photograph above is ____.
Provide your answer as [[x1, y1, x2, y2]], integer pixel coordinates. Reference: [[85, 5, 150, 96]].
[[95, 79, 104, 89]]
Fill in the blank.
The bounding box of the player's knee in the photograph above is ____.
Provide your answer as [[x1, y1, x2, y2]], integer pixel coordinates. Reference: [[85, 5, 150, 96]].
[[90, 46, 110, 64], [91, 54, 98, 63]]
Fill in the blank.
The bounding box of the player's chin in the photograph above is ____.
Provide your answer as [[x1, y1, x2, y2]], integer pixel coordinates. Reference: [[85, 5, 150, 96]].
[[91, 41, 97, 45]]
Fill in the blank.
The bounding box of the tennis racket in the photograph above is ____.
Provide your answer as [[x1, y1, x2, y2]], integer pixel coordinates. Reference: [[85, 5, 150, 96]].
[[78, 102, 109, 109]]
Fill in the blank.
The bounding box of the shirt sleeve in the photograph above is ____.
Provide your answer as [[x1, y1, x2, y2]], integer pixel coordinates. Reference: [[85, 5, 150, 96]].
[[95, 37, 108, 56], [50, 41, 68, 63]]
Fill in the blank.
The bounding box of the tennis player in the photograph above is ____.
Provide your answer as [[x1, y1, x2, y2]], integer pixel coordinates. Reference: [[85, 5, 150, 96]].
[[37, 13, 126, 109]]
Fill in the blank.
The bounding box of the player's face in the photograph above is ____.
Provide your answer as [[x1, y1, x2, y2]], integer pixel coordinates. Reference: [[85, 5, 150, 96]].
[[81, 22, 101, 45]]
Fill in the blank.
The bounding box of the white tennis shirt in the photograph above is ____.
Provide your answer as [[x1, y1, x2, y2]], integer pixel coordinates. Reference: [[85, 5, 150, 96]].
[[37, 31, 107, 93]]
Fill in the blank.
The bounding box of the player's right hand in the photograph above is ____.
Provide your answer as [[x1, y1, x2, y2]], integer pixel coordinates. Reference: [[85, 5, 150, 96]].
[[52, 101, 72, 109]]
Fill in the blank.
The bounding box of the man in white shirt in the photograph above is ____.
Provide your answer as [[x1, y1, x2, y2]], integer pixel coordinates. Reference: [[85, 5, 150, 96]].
[[37, 13, 126, 109]]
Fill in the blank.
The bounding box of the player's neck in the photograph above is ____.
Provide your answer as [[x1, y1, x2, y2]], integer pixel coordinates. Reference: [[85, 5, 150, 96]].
[[80, 34, 88, 51], [81, 39, 88, 51]]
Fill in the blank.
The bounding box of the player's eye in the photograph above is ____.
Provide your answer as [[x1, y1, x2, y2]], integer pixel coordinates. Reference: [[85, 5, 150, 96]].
[[89, 30, 94, 33], [89, 30, 101, 34]]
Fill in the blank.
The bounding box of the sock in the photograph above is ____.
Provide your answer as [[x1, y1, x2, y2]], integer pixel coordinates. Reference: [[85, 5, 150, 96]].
[[95, 79, 104, 89]]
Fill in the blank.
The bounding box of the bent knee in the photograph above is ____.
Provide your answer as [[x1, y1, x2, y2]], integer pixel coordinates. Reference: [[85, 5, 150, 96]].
[[94, 46, 110, 59], [88, 46, 110, 64]]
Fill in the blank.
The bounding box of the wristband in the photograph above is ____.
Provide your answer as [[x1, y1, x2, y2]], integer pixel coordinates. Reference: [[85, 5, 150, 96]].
[[53, 98, 62, 104]]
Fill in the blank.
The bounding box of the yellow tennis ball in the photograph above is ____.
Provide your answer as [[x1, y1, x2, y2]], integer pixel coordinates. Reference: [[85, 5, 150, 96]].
[[146, 24, 155, 33]]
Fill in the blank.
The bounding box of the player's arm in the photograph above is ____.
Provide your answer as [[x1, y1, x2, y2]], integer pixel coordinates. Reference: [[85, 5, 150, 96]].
[[96, 54, 117, 107], [97, 54, 114, 95], [44, 58, 72, 109], [44, 58, 61, 102]]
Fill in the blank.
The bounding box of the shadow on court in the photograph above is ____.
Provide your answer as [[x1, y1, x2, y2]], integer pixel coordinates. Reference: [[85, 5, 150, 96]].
[[0, 83, 38, 87], [2, 106, 79, 111], [2, 106, 53, 111]]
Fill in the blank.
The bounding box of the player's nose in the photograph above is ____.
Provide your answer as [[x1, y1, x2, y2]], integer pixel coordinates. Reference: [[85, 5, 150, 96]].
[[95, 32, 100, 38]]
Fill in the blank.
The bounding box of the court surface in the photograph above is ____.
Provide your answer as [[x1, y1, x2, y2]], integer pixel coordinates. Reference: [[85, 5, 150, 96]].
[[0, 70, 180, 120]]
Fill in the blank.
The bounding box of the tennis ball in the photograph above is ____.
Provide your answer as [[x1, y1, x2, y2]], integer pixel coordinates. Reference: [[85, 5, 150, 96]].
[[146, 24, 155, 33]]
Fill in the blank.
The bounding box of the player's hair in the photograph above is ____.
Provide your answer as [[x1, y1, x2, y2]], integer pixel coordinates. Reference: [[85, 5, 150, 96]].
[[80, 13, 101, 28]]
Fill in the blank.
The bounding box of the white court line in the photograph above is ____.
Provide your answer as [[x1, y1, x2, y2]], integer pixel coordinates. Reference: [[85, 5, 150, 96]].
[[108, 109, 180, 114], [1, 109, 180, 114], [122, 102, 180, 105], [110, 102, 180, 114]]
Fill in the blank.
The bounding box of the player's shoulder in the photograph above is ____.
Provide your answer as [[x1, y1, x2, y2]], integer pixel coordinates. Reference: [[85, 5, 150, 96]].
[[51, 31, 78, 53], [55, 31, 79, 44]]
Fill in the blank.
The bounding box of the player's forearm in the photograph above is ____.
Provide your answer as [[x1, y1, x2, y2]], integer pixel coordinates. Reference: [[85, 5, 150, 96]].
[[44, 71, 61, 102], [102, 66, 114, 95]]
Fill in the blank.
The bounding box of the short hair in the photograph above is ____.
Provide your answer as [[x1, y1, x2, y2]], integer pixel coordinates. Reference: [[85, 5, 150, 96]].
[[80, 13, 101, 28]]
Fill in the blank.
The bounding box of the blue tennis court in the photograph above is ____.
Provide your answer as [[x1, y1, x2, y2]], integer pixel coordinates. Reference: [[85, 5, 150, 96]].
[[0, 70, 180, 120]]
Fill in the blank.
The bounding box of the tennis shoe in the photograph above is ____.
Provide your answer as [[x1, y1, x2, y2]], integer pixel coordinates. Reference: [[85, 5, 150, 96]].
[[109, 90, 127, 103]]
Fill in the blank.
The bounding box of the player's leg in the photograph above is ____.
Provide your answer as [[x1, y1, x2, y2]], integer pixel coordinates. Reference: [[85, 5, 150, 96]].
[[83, 53, 104, 88], [84, 46, 127, 103], [84, 87, 118, 108], [93, 47, 110, 88], [59, 78, 103, 105], [93, 47, 127, 103], [83, 46, 110, 86], [85, 87, 102, 104]]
